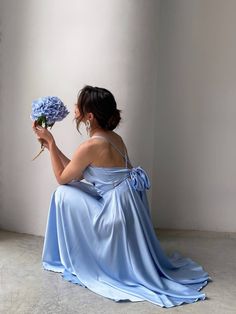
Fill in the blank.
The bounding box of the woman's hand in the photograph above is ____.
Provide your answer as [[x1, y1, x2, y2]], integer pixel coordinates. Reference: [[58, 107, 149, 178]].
[[32, 121, 55, 149]]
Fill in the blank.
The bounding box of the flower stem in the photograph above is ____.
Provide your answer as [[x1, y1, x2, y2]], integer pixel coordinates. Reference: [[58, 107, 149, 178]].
[[32, 146, 45, 161]]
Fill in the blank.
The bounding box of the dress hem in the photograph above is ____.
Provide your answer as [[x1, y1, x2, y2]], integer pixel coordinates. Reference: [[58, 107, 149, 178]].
[[41, 262, 210, 308]]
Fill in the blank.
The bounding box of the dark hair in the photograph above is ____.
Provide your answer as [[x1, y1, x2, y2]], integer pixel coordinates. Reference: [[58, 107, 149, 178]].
[[74, 85, 122, 134]]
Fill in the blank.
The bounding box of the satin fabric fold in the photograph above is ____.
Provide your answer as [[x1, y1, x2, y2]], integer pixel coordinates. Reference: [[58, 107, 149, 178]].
[[42, 165, 212, 308]]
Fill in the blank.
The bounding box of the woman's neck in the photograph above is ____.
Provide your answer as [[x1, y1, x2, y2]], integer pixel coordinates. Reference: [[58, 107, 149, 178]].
[[90, 127, 111, 137]]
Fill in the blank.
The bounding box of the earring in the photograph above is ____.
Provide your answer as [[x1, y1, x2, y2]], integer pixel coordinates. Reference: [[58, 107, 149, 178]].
[[85, 119, 91, 135]]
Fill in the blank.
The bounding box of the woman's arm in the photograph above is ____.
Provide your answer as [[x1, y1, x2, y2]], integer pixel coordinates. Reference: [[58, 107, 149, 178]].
[[48, 140, 91, 184], [33, 123, 88, 183], [56, 146, 71, 168], [48, 140, 67, 183], [53, 145, 85, 181], [39, 138, 71, 168]]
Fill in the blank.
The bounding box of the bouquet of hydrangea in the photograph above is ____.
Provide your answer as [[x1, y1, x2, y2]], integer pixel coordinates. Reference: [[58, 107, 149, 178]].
[[30, 96, 69, 160]]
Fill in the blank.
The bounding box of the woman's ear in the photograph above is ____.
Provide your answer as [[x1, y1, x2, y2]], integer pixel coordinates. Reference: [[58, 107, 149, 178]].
[[87, 112, 94, 121]]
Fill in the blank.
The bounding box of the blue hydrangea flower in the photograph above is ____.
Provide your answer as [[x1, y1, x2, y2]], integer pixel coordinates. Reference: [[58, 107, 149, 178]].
[[30, 96, 69, 126]]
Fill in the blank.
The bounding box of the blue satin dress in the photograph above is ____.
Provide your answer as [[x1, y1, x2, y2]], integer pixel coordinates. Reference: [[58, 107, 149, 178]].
[[42, 135, 212, 308]]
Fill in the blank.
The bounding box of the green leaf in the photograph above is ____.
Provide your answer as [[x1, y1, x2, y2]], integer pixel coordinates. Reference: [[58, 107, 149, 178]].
[[37, 115, 47, 127]]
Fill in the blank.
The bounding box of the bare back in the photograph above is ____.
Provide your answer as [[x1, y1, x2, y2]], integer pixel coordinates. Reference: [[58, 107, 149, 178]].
[[88, 131, 132, 169]]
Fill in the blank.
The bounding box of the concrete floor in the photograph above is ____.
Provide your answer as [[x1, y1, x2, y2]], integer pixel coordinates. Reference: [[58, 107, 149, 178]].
[[0, 228, 235, 314]]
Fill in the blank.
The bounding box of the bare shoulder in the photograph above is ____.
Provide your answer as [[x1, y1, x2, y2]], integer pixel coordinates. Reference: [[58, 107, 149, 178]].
[[105, 131, 127, 149], [113, 132, 128, 151], [76, 137, 106, 157], [81, 131, 128, 154], [72, 139, 95, 161]]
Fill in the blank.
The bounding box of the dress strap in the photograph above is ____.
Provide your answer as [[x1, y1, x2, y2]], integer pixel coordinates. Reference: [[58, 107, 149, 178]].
[[90, 135, 131, 168]]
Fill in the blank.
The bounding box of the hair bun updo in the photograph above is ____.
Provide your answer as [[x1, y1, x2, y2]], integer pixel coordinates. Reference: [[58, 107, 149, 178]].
[[75, 85, 123, 133], [105, 109, 121, 131]]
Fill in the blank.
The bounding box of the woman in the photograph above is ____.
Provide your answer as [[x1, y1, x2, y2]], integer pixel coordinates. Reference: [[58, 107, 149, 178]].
[[32, 85, 212, 308]]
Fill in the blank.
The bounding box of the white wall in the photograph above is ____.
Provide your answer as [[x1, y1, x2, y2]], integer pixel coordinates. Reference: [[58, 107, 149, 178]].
[[1, 0, 236, 236], [152, 0, 236, 232], [0, 0, 160, 236]]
